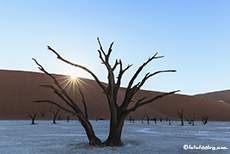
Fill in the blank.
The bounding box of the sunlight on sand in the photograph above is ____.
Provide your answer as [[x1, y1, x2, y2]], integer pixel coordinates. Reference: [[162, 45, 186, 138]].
[[58, 74, 88, 95], [70, 74, 78, 80]]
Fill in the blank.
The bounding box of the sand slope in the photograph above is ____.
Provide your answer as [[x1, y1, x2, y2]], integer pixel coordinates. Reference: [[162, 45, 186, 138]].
[[0, 70, 229, 121], [195, 90, 230, 104]]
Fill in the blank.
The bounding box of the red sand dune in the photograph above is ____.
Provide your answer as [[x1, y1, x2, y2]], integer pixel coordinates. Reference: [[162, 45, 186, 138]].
[[0, 70, 230, 121], [195, 90, 230, 104]]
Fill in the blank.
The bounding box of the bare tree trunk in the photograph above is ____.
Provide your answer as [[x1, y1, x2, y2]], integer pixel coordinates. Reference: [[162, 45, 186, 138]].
[[169, 119, 172, 125], [67, 115, 70, 122], [151, 117, 157, 124], [27, 112, 37, 125], [145, 112, 150, 125], [103, 117, 125, 146], [32, 119, 35, 125], [201, 115, 209, 125], [177, 108, 184, 126], [79, 117, 102, 146], [50, 108, 60, 124], [141, 114, 145, 124]]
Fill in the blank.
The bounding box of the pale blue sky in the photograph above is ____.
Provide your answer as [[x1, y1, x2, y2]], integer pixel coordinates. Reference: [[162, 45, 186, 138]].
[[0, 0, 229, 95]]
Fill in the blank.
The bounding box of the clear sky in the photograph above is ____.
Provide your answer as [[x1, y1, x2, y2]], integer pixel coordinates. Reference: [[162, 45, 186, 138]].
[[0, 0, 229, 95]]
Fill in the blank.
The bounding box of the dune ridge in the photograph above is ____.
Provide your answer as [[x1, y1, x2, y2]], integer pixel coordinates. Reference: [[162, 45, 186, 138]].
[[0, 70, 229, 121]]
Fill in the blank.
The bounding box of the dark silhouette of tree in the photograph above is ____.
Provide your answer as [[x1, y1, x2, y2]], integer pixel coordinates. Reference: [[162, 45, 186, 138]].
[[27, 112, 37, 125], [186, 119, 191, 124], [58, 115, 62, 120], [191, 117, 195, 126], [168, 119, 172, 125], [141, 114, 145, 124], [40, 110, 46, 117], [150, 117, 157, 124], [96, 117, 105, 121], [33, 38, 178, 146], [49, 108, 60, 124], [67, 115, 70, 122], [201, 115, 209, 125], [177, 108, 184, 126], [144, 112, 150, 125], [165, 117, 168, 122], [159, 117, 163, 122], [186, 117, 195, 126], [128, 115, 135, 123]]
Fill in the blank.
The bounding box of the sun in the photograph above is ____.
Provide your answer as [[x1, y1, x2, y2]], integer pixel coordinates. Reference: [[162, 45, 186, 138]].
[[70, 74, 78, 80]]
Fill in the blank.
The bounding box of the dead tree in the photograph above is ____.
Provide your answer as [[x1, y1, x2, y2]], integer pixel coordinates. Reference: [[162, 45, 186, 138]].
[[33, 38, 178, 146], [145, 112, 150, 125], [49, 108, 60, 124], [58, 115, 62, 120], [150, 117, 157, 124], [168, 119, 172, 125], [159, 117, 163, 122], [40, 110, 46, 116], [177, 108, 184, 126], [27, 112, 37, 125], [128, 115, 135, 123], [201, 115, 209, 125], [165, 117, 168, 122], [186, 119, 192, 124], [141, 114, 145, 124], [67, 115, 70, 122], [191, 117, 195, 126], [186, 117, 195, 126]]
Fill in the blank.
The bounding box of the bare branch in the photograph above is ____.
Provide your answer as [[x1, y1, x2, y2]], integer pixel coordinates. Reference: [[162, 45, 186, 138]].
[[40, 84, 75, 111], [112, 59, 119, 71], [27, 112, 37, 119], [138, 70, 176, 88], [107, 42, 114, 62], [116, 60, 132, 88], [47, 46, 106, 91], [126, 90, 180, 113], [97, 50, 106, 64], [34, 100, 77, 115], [134, 96, 148, 106], [97, 37, 106, 57], [127, 52, 163, 90], [77, 83, 88, 120], [120, 54, 175, 112]]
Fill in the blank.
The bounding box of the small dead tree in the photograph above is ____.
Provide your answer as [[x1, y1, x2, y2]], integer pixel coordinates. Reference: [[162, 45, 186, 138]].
[[159, 117, 163, 122], [40, 110, 46, 117], [58, 115, 62, 120], [67, 115, 70, 122], [144, 112, 150, 125], [141, 114, 145, 124], [186, 117, 195, 126], [201, 115, 209, 125], [165, 117, 168, 122], [191, 117, 195, 126], [33, 38, 178, 146], [177, 108, 184, 126], [168, 119, 172, 125], [49, 108, 60, 124], [186, 119, 192, 124], [27, 112, 37, 125], [150, 117, 157, 124], [128, 115, 135, 123]]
